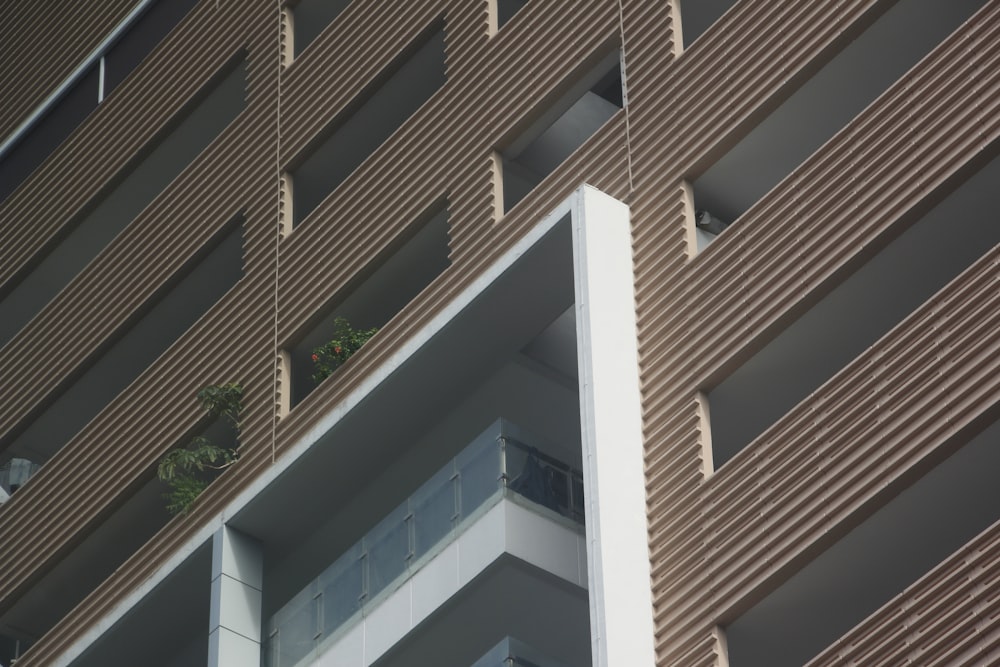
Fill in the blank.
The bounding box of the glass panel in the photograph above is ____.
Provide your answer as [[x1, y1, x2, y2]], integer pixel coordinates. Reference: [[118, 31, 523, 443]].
[[457, 434, 501, 518], [319, 542, 363, 637], [504, 442, 528, 487], [365, 503, 409, 599], [270, 590, 318, 667], [508, 449, 558, 512], [265, 419, 585, 652], [410, 463, 456, 561]]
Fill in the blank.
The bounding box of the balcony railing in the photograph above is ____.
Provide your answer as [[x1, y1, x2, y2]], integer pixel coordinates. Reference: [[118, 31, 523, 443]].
[[265, 419, 584, 667], [470, 636, 574, 667]]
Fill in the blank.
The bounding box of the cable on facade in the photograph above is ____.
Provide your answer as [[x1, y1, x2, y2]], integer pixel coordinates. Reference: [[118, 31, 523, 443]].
[[617, 0, 635, 196], [272, 0, 284, 465]]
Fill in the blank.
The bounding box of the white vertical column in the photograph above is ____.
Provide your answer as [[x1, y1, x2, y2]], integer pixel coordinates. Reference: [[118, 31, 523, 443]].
[[209, 525, 264, 667], [572, 185, 656, 667]]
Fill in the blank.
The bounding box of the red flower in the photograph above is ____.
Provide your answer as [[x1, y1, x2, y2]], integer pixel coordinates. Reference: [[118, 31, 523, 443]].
[[334, 346, 342, 355], [311, 354, 319, 362]]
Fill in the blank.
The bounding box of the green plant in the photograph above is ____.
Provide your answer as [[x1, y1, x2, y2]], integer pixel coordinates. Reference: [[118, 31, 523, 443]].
[[195, 382, 243, 427], [311, 317, 378, 383], [157, 383, 243, 515]]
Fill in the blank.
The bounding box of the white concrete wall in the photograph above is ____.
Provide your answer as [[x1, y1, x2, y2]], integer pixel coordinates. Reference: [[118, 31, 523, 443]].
[[573, 186, 655, 667]]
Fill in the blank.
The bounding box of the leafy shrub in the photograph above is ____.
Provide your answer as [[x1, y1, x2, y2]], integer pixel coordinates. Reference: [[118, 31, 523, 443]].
[[157, 383, 242, 515], [311, 317, 378, 383]]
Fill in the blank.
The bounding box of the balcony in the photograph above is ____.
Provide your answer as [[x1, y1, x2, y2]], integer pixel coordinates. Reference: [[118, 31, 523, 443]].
[[0, 0, 200, 205], [46, 187, 649, 667], [496, 0, 529, 32], [0, 58, 246, 348], [265, 419, 586, 667], [707, 148, 1000, 469], [287, 0, 351, 59], [287, 204, 450, 407], [2, 220, 243, 468], [288, 21, 446, 227], [723, 413, 1000, 667], [689, 0, 987, 251], [471, 636, 573, 667]]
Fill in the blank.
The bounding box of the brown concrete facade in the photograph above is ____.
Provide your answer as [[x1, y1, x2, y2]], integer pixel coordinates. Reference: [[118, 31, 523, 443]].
[[1, 0, 999, 664]]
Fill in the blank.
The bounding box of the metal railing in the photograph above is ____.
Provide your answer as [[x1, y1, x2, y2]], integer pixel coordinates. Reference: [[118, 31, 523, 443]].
[[264, 419, 584, 667], [470, 636, 576, 667]]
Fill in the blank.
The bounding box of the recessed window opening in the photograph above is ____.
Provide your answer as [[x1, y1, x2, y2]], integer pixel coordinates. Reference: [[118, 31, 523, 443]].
[[690, 0, 986, 250], [498, 50, 622, 214], [723, 414, 1000, 667], [0, 59, 246, 349], [708, 151, 1000, 469], [0, 219, 244, 470], [288, 205, 450, 406], [496, 0, 528, 30], [0, 0, 200, 205], [289, 23, 446, 227], [678, 0, 738, 49], [289, 0, 352, 58]]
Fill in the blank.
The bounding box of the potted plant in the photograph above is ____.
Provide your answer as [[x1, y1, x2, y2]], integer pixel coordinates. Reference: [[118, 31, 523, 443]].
[[311, 317, 378, 383], [157, 382, 243, 515]]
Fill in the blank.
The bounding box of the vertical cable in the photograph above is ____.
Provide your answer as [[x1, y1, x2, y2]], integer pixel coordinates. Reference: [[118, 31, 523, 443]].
[[272, 0, 284, 464], [617, 0, 635, 195]]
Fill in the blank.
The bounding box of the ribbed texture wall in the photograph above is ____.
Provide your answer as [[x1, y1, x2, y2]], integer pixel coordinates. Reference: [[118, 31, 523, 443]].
[[0, 2, 136, 140], [0, 0, 998, 664], [632, 0, 1000, 665], [810, 520, 1000, 665]]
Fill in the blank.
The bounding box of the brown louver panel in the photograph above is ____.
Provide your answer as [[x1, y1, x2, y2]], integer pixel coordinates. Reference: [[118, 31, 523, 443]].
[[636, 2, 1000, 665], [0, 3, 247, 288], [649, 243, 1000, 656], [810, 521, 1000, 666], [0, 2, 135, 139], [2, 0, 1000, 664]]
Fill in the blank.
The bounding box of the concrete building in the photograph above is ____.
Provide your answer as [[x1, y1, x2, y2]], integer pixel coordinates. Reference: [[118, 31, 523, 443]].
[[1, 1, 999, 665]]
